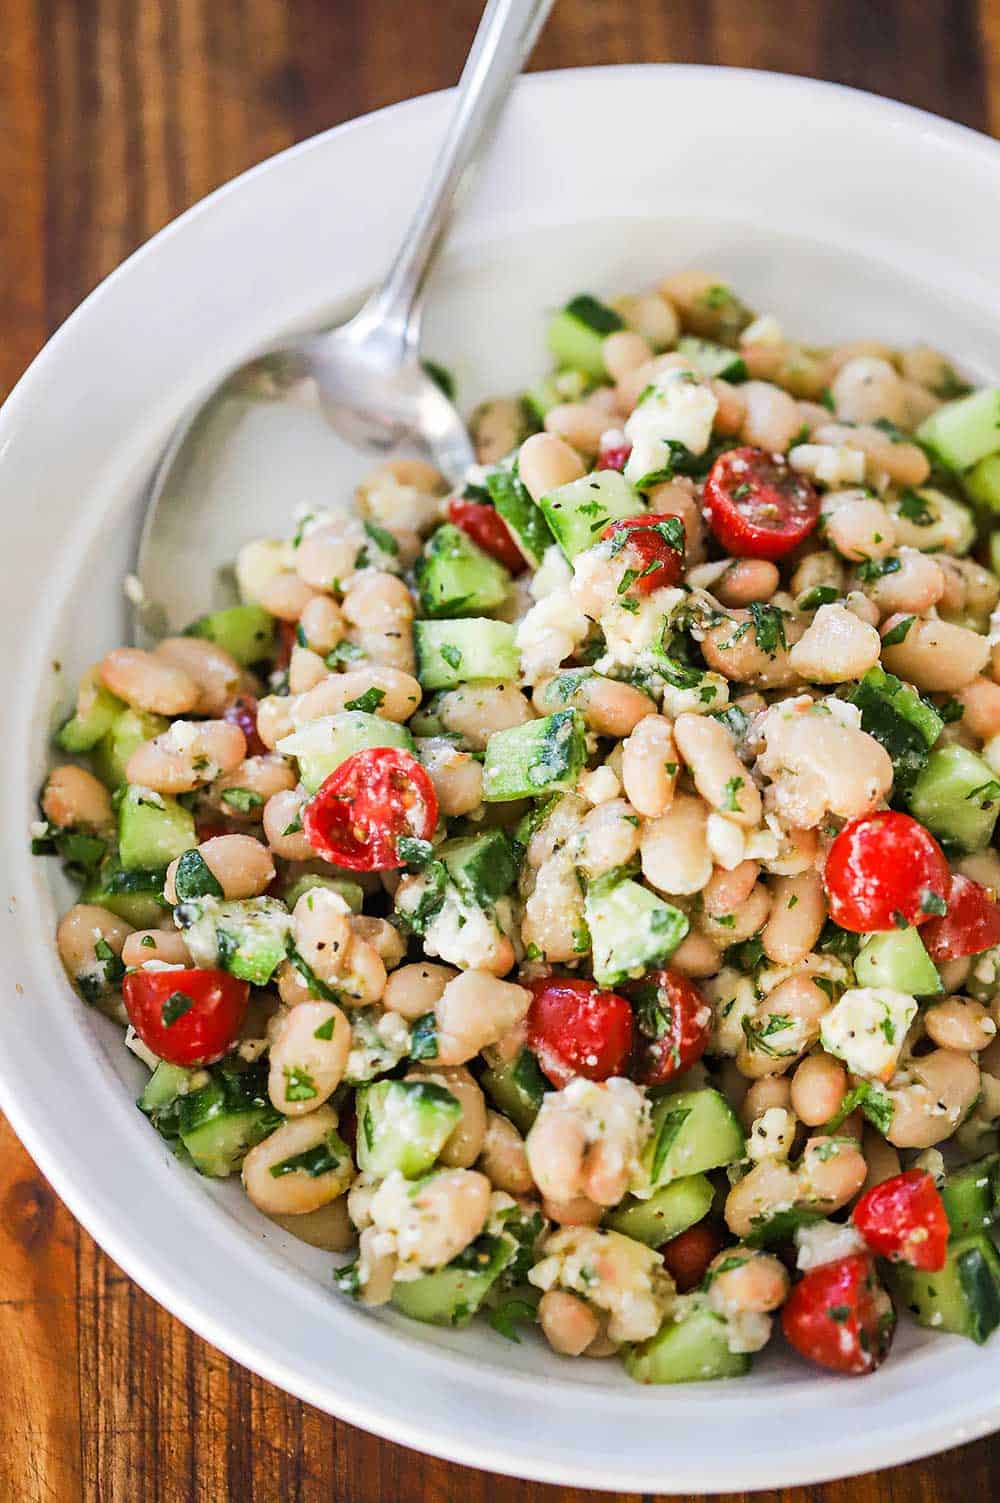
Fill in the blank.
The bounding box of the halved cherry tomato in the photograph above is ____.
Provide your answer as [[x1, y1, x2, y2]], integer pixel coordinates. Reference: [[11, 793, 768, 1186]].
[[600, 513, 686, 596], [122, 967, 249, 1066], [625, 968, 711, 1085], [781, 1253, 895, 1376], [661, 1221, 725, 1292], [823, 810, 951, 933], [923, 873, 1000, 962], [704, 446, 819, 560], [852, 1169, 949, 1272], [303, 746, 438, 872], [223, 694, 267, 758], [527, 976, 634, 1088], [595, 441, 632, 473], [447, 497, 525, 573]]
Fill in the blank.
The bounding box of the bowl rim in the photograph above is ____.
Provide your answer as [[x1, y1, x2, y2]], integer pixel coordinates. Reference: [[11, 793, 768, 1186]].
[[3, 63, 1000, 1492]]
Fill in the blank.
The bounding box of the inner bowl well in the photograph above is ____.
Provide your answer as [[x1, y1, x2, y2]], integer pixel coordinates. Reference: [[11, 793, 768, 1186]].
[[2, 67, 1000, 1491]]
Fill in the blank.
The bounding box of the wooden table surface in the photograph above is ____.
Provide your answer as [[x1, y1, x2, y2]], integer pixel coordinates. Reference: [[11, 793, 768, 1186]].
[[3, 1, 1000, 1499]]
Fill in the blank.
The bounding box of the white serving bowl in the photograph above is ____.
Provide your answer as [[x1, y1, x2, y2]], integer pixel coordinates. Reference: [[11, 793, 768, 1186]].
[[2, 66, 999, 1492]]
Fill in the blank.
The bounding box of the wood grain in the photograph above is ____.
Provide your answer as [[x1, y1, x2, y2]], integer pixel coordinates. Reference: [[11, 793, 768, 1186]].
[[2, 1, 999, 1499]]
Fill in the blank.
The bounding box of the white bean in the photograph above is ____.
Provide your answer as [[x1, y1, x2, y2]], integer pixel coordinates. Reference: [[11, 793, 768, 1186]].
[[243, 1107, 352, 1214], [268, 1001, 352, 1114]]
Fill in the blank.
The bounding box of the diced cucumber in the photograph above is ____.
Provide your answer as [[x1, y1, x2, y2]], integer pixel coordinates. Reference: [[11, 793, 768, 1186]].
[[438, 830, 518, 907], [916, 387, 1000, 471], [907, 743, 1000, 851], [539, 471, 645, 561], [175, 896, 292, 986], [92, 708, 169, 788], [854, 926, 942, 996], [414, 619, 519, 690], [964, 453, 1000, 510], [890, 487, 976, 555], [847, 665, 943, 794], [547, 294, 624, 381], [82, 856, 168, 927], [117, 785, 196, 872], [624, 1303, 750, 1383], [356, 1079, 462, 1178], [184, 603, 276, 666], [523, 379, 562, 423], [635, 1089, 745, 1198], [480, 1047, 548, 1135], [140, 1060, 195, 1115], [483, 468, 555, 568], [940, 1155, 1000, 1237], [482, 709, 587, 802], [676, 335, 747, 383], [891, 1231, 1000, 1344], [604, 1174, 714, 1247], [176, 1061, 281, 1177], [415, 524, 511, 618], [278, 712, 413, 794], [57, 669, 125, 753], [585, 875, 688, 987], [390, 1230, 517, 1327], [282, 873, 365, 914]]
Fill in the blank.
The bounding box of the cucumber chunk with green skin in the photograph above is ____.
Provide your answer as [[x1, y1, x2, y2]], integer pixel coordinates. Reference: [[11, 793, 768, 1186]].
[[916, 387, 1000, 471], [907, 743, 1000, 851], [414, 619, 519, 690], [547, 294, 624, 381], [890, 1231, 1000, 1343], [940, 1155, 1000, 1237], [604, 1174, 714, 1247], [356, 1079, 462, 1178], [390, 1230, 517, 1327], [964, 453, 1000, 510], [483, 469, 554, 568], [438, 830, 518, 907], [635, 1090, 745, 1198], [854, 926, 942, 995], [277, 712, 413, 793], [282, 874, 364, 914], [676, 335, 747, 383], [847, 665, 943, 794], [176, 1061, 282, 1177], [57, 672, 125, 753], [539, 471, 645, 561], [415, 524, 511, 619], [139, 1060, 195, 1119], [175, 895, 292, 986], [482, 709, 588, 802], [585, 875, 688, 987], [479, 1048, 548, 1135], [92, 707, 169, 788], [624, 1303, 750, 1383], [184, 603, 276, 666], [82, 856, 168, 927], [118, 785, 196, 871]]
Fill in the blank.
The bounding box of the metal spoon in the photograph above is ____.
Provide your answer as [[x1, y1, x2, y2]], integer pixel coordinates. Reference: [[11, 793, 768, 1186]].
[[133, 0, 554, 642]]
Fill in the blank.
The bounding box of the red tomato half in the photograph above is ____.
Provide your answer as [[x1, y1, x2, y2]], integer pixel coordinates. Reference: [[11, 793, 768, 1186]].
[[781, 1254, 895, 1376], [223, 694, 267, 758], [661, 1222, 725, 1291], [704, 446, 819, 560], [823, 811, 951, 933], [303, 747, 438, 872], [923, 874, 1000, 962], [852, 1169, 949, 1272], [600, 513, 686, 596], [527, 976, 634, 1088], [447, 497, 525, 573], [595, 441, 632, 473], [625, 968, 711, 1086], [122, 967, 248, 1066]]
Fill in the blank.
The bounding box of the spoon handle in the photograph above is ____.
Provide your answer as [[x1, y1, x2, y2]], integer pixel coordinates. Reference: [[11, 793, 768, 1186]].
[[350, 0, 555, 360]]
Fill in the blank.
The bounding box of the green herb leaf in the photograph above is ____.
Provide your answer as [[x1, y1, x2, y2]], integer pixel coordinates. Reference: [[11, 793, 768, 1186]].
[[439, 642, 463, 671], [489, 1297, 537, 1343], [748, 602, 787, 657], [220, 787, 265, 815], [283, 1066, 318, 1102], [881, 615, 915, 647], [408, 1011, 439, 1061], [344, 687, 386, 715], [161, 990, 194, 1027]]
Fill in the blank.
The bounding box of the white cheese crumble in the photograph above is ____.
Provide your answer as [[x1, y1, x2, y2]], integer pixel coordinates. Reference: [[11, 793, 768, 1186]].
[[417, 883, 507, 972], [528, 1226, 673, 1343], [658, 670, 731, 719], [235, 538, 293, 604], [516, 588, 590, 684], [789, 443, 866, 488], [124, 1026, 161, 1070], [577, 764, 621, 805], [594, 586, 685, 674], [624, 368, 718, 485], [706, 812, 747, 870], [795, 1219, 866, 1271], [529, 543, 574, 602], [820, 987, 917, 1082]]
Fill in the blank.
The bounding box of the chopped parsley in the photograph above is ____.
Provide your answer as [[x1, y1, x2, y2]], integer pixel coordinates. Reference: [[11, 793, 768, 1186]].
[[343, 686, 386, 715], [439, 642, 463, 671], [220, 787, 265, 814], [489, 1297, 537, 1343], [855, 555, 901, 583], [897, 490, 932, 527], [363, 520, 400, 556], [748, 601, 787, 657], [721, 775, 744, 813], [161, 991, 194, 1027], [881, 615, 915, 647], [283, 1066, 318, 1102]]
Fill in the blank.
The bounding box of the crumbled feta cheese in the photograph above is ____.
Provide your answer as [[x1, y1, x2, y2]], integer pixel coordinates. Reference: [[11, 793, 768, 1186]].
[[29, 819, 49, 841], [795, 1219, 866, 1271], [516, 588, 590, 684], [747, 1107, 795, 1163], [124, 1026, 161, 1070], [825, 697, 863, 731], [419, 885, 507, 972], [789, 443, 866, 488], [742, 825, 781, 863], [236, 538, 294, 604], [706, 812, 746, 870], [722, 1308, 774, 1354], [345, 1007, 411, 1083], [624, 368, 718, 486], [530, 543, 574, 602], [740, 314, 784, 347], [528, 1226, 673, 1343], [577, 764, 621, 805], [912, 1148, 947, 1185], [658, 670, 730, 719], [820, 986, 917, 1082], [595, 586, 685, 674]]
